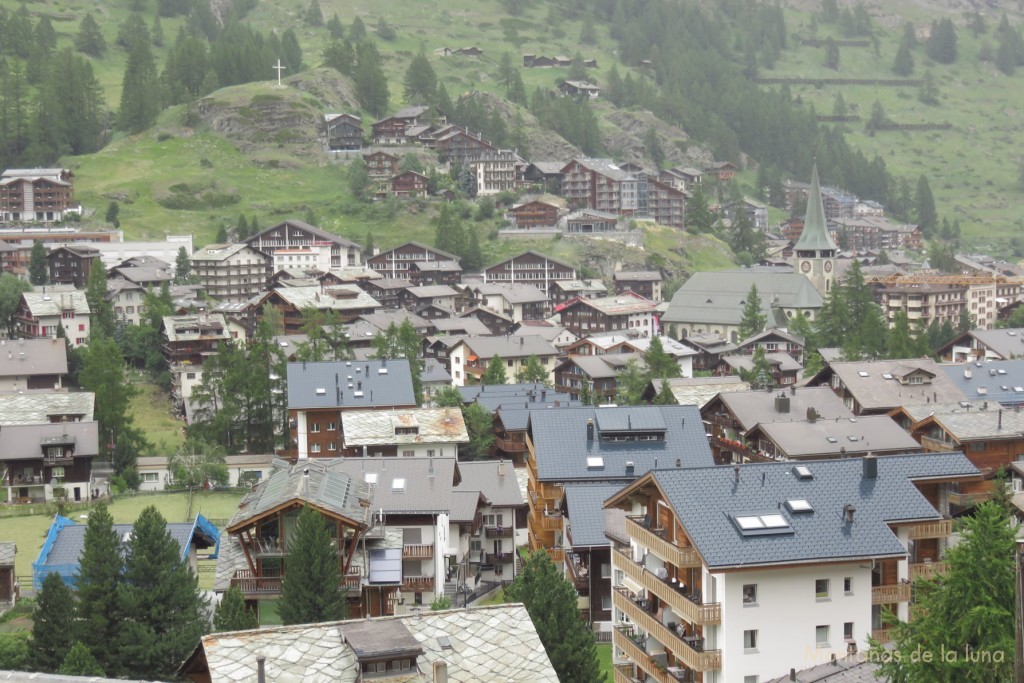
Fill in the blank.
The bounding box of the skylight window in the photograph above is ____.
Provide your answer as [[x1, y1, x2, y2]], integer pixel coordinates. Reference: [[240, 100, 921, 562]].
[[733, 513, 794, 536], [786, 499, 814, 513], [315, 387, 327, 395], [826, 437, 838, 444], [848, 435, 860, 442], [858, 371, 869, 377], [760, 514, 788, 528], [365, 473, 378, 484], [392, 478, 406, 491], [794, 465, 813, 479], [378, 368, 389, 375], [586, 456, 605, 469], [977, 387, 988, 395], [1015, 388, 1024, 393], [735, 516, 764, 530], [882, 373, 894, 380]]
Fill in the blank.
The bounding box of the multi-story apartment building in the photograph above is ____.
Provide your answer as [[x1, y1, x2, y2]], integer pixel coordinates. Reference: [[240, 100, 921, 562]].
[[557, 291, 658, 336], [604, 453, 979, 683], [0, 168, 76, 222], [17, 287, 90, 347], [1, 421, 99, 504], [614, 271, 664, 302], [458, 459, 526, 584], [470, 149, 525, 195], [647, 177, 687, 228], [878, 282, 966, 330], [434, 127, 497, 167], [162, 314, 230, 409], [246, 219, 362, 271], [188, 243, 271, 302], [0, 338, 68, 391], [285, 359, 418, 459], [560, 158, 629, 213], [483, 250, 576, 294], [367, 242, 459, 280]]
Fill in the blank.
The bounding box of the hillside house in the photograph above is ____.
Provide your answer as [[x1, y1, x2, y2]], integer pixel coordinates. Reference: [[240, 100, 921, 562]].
[[189, 243, 271, 302], [0, 168, 76, 222], [17, 287, 91, 347], [2, 421, 99, 504], [367, 242, 459, 280], [362, 151, 400, 179], [324, 113, 363, 150], [507, 199, 562, 230], [557, 291, 658, 336], [558, 80, 600, 99], [371, 106, 430, 145], [389, 171, 429, 199], [484, 250, 576, 294], [246, 220, 362, 271], [613, 271, 664, 302], [47, 245, 100, 288]]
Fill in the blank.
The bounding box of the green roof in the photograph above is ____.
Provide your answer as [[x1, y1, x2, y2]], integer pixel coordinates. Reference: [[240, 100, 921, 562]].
[[793, 164, 838, 253]]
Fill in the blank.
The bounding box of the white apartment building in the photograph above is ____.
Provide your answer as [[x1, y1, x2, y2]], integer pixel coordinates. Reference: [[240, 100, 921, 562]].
[[604, 454, 978, 683], [188, 243, 270, 302]]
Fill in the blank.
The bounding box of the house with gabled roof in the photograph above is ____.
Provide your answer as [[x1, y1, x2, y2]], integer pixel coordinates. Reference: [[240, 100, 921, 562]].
[[17, 286, 91, 347], [938, 358, 1024, 408], [550, 278, 607, 307], [936, 327, 1024, 362], [605, 453, 979, 682], [562, 483, 628, 629], [2, 420, 100, 504], [245, 219, 362, 271], [371, 106, 430, 145], [339, 408, 468, 458], [484, 250, 576, 294], [367, 242, 460, 281], [0, 542, 16, 609], [448, 335, 559, 386], [0, 337, 68, 391], [641, 376, 751, 408], [463, 281, 549, 323], [720, 351, 803, 387], [363, 150, 400, 179], [457, 459, 526, 584], [806, 358, 968, 415], [743, 414, 922, 461], [553, 353, 644, 402], [0, 168, 76, 222], [324, 113, 363, 150], [557, 291, 658, 337], [47, 244, 100, 288], [613, 270, 663, 302]]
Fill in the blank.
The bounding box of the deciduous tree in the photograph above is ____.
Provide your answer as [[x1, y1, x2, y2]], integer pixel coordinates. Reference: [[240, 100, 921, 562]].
[[0, 274, 30, 337], [280, 506, 348, 625], [169, 437, 228, 489]]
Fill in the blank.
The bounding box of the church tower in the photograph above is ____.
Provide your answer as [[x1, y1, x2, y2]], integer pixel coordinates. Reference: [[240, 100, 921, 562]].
[[792, 164, 838, 294]]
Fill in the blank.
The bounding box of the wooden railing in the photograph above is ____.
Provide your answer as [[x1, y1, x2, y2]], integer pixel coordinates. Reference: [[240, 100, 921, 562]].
[[612, 589, 722, 671], [872, 583, 912, 604], [919, 435, 954, 452], [612, 547, 720, 625], [910, 561, 949, 581], [402, 576, 434, 592], [907, 519, 953, 540], [947, 490, 990, 507], [613, 662, 638, 683], [231, 570, 282, 594], [612, 627, 672, 683], [403, 544, 434, 559], [484, 552, 513, 565], [535, 513, 564, 532], [545, 547, 564, 564], [872, 629, 893, 644], [626, 517, 702, 568], [495, 436, 527, 452], [485, 526, 513, 539]]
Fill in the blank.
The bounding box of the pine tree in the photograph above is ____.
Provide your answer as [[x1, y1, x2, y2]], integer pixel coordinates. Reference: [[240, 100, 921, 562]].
[[823, 36, 840, 70], [482, 354, 508, 385], [79, 337, 147, 470], [433, 203, 465, 255], [915, 174, 937, 236], [741, 347, 774, 389], [925, 18, 958, 64], [685, 186, 714, 232], [738, 284, 767, 340], [350, 17, 366, 42], [213, 586, 258, 632], [279, 506, 348, 625], [30, 572, 77, 672], [370, 320, 423, 404], [29, 241, 48, 285], [364, 230, 374, 258], [354, 41, 389, 117], [462, 402, 495, 459], [116, 13, 151, 52], [74, 504, 122, 673], [505, 551, 605, 683], [893, 40, 914, 75], [644, 337, 680, 379], [347, 156, 370, 200], [403, 52, 437, 105], [327, 13, 345, 39], [281, 29, 302, 73], [58, 643, 104, 676], [644, 127, 665, 169], [516, 354, 549, 384], [615, 358, 649, 405], [74, 14, 106, 57], [118, 39, 160, 133], [151, 14, 164, 47], [86, 257, 115, 339], [115, 506, 207, 679], [305, 0, 324, 26]]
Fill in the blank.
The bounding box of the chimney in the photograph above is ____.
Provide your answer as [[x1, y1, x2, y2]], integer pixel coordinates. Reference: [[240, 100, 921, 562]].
[[302, 468, 310, 495], [733, 462, 740, 482], [498, 459, 506, 477], [586, 418, 594, 442], [790, 668, 797, 682], [843, 504, 856, 524], [999, 408, 1003, 430], [625, 461, 634, 476], [257, 656, 266, 683], [863, 453, 877, 479], [806, 407, 817, 423], [775, 393, 790, 414], [433, 661, 449, 683]]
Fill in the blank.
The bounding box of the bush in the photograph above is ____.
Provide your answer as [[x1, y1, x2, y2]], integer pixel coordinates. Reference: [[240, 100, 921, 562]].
[[0, 633, 30, 670]]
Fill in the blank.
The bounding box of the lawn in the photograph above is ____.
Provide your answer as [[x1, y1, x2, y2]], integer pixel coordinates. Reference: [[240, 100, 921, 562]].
[[597, 643, 613, 681], [128, 380, 186, 455], [1, 490, 244, 584]]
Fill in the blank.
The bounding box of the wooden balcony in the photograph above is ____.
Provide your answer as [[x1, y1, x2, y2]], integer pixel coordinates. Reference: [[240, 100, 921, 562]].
[[232, 569, 361, 595], [907, 519, 953, 540], [613, 663, 638, 683], [612, 627, 672, 683], [403, 544, 434, 559], [495, 436, 527, 452], [626, 517, 702, 569], [534, 513, 564, 532], [484, 552, 513, 565], [485, 525, 513, 539], [402, 576, 434, 593], [919, 435, 954, 452], [872, 629, 893, 644], [872, 583, 912, 604], [910, 561, 949, 581], [947, 490, 990, 507], [613, 547, 720, 625], [613, 588, 722, 672]]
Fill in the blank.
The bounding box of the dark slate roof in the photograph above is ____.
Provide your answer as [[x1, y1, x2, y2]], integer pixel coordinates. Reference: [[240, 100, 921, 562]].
[[528, 405, 713, 482], [564, 484, 627, 547], [456, 460, 524, 507], [457, 383, 554, 403], [651, 453, 978, 569], [939, 359, 1024, 407], [287, 359, 416, 410], [331, 457, 460, 515]]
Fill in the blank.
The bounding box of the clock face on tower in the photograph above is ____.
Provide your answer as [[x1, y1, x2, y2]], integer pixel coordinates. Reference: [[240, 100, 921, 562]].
[[801, 261, 811, 273], [824, 261, 833, 273]]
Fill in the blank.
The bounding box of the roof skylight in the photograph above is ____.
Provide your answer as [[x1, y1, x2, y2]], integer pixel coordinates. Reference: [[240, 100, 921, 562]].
[[786, 499, 814, 513], [794, 465, 813, 479], [733, 513, 794, 536]]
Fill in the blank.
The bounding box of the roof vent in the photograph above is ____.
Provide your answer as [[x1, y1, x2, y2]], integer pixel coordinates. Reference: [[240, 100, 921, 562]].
[[625, 461, 634, 475], [843, 504, 856, 524], [964, 369, 972, 379]]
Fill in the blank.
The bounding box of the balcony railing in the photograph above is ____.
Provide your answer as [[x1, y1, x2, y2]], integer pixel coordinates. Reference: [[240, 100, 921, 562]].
[[402, 576, 434, 592], [232, 569, 361, 594], [612, 588, 722, 671], [907, 519, 953, 540], [403, 544, 434, 559], [613, 663, 637, 683], [909, 561, 949, 581], [872, 583, 912, 604], [625, 517, 702, 569], [485, 526, 513, 539], [947, 490, 990, 507], [612, 627, 672, 683], [484, 552, 513, 565], [612, 547, 720, 625], [535, 513, 564, 532], [495, 436, 527, 452], [919, 435, 954, 452], [872, 629, 893, 644]]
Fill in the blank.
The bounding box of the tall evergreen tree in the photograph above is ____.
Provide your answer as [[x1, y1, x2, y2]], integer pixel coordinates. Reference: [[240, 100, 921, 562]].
[[482, 354, 508, 385], [371, 320, 423, 404], [86, 257, 115, 339], [279, 506, 348, 625], [115, 506, 207, 679], [353, 41, 389, 117], [29, 240, 47, 285], [213, 586, 258, 632], [30, 572, 77, 673], [615, 358, 649, 405], [463, 228, 483, 271], [175, 246, 191, 283], [74, 503, 122, 674], [74, 14, 106, 56], [915, 174, 937, 236], [505, 551, 605, 683], [116, 13, 150, 52], [893, 40, 914, 75], [403, 52, 437, 105], [79, 337, 147, 470], [925, 18, 958, 64], [461, 402, 495, 459], [350, 17, 366, 42], [643, 336, 680, 379], [738, 284, 767, 340], [118, 39, 160, 133], [305, 0, 324, 26], [516, 354, 549, 384], [281, 28, 302, 74], [685, 185, 714, 233]]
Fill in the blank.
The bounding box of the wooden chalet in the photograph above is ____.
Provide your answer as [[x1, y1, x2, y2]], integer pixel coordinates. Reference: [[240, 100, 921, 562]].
[[371, 106, 430, 145], [363, 151, 400, 179], [324, 113, 363, 151], [508, 200, 561, 230], [434, 127, 496, 166], [220, 459, 373, 617], [390, 171, 429, 199]]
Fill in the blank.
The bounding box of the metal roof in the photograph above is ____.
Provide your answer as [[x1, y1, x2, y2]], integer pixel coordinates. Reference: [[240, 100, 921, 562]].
[[287, 359, 416, 410], [662, 271, 824, 326], [648, 453, 978, 569], [939, 359, 1024, 407], [714, 387, 852, 431], [793, 164, 840, 253], [528, 405, 714, 482]]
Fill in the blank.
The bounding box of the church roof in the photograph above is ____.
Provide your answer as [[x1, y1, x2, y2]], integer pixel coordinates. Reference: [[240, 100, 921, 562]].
[[793, 164, 838, 253]]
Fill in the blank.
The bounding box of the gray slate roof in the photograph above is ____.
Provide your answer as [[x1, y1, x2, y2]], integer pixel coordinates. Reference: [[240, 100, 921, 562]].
[[649, 453, 978, 569], [942, 328, 1024, 360], [23, 288, 90, 318], [750, 415, 922, 458], [188, 604, 557, 683], [0, 392, 94, 424], [900, 401, 1024, 442], [0, 338, 68, 378], [939, 359, 1024, 407], [455, 460, 524, 507], [652, 376, 751, 409], [764, 653, 885, 683], [287, 359, 416, 410], [0, 542, 14, 566], [0, 421, 98, 460], [454, 335, 559, 361], [331, 457, 460, 515], [340, 408, 468, 447], [715, 387, 853, 431], [528, 405, 714, 482], [825, 359, 967, 412], [564, 484, 627, 547], [662, 271, 824, 326]]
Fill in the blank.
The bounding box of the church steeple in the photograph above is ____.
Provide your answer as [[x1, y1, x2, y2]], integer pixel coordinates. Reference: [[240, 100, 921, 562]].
[[792, 163, 838, 294]]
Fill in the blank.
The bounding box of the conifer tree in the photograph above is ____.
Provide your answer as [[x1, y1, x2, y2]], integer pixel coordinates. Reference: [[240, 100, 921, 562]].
[[115, 506, 207, 679], [505, 551, 605, 683], [915, 174, 937, 236], [371, 320, 423, 404], [85, 257, 115, 339], [516, 354, 549, 384], [213, 586, 258, 632], [738, 284, 767, 341], [58, 643, 104, 677], [79, 337, 147, 470], [29, 241, 48, 285], [482, 354, 508, 385], [364, 230, 374, 259], [118, 39, 160, 133], [644, 336, 681, 379], [305, 0, 324, 27], [354, 41, 389, 117], [350, 17, 366, 42], [74, 14, 106, 57], [403, 52, 437, 105], [463, 228, 483, 272], [462, 402, 495, 459], [327, 13, 345, 39], [75, 503, 123, 674], [280, 506, 348, 625], [281, 29, 302, 73], [893, 40, 914, 75], [30, 572, 77, 672]]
